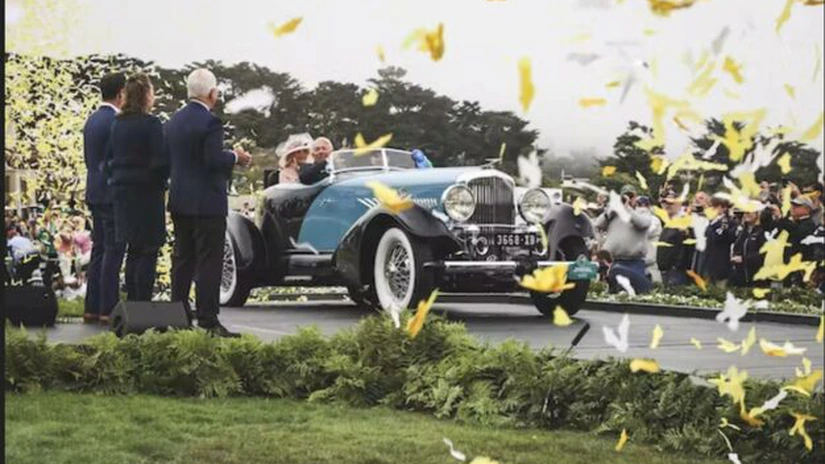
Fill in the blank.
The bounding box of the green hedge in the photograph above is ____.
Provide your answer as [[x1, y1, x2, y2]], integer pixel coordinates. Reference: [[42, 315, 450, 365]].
[[5, 318, 822, 463]]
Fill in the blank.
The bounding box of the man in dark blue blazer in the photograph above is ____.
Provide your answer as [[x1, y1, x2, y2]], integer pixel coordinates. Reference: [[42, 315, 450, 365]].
[[83, 73, 127, 324], [166, 68, 251, 337]]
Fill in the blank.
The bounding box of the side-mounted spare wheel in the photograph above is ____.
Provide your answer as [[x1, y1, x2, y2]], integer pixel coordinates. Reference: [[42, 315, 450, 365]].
[[370, 227, 435, 313], [530, 237, 591, 317], [220, 232, 253, 307]]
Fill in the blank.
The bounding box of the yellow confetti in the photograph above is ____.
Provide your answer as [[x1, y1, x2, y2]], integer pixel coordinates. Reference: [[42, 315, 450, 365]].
[[755, 252, 816, 282], [362, 88, 379, 107], [498, 142, 507, 162], [709, 366, 748, 406], [365, 181, 413, 214], [518, 57, 535, 113], [648, 0, 698, 17], [789, 412, 817, 451], [741, 327, 758, 355], [602, 166, 617, 177], [635, 171, 648, 191], [606, 80, 622, 88], [654, 241, 674, 248], [650, 324, 663, 349], [783, 369, 823, 396], [722, 56, 745, 84], [643, 28, 656, 36], [553, 306, 574, 327], [797, 357, 813, 377], [784, 83, 796, 99], [354, 133, 393, 156], [652, 206, 693, 230], [686, 270, 707, 291], [759, 338, 807, 357], [799, 111, 824, 141], [469, 458, 500, 464], [687, 60, 718, 97], [777, 152, 792, 174], [723, 88, 741, 99], [268, 17, 303, 38], [683, 238, 697, 245], [630, 359, 660, 373], [377, 45, 386, 63], [566, 33, 592, 43], [615, 429, 629, 452], [690, 337, 702, 349], [781, 185, 793, 217], [717, 338, 741, 353], [579, 97, 607, 108], [636, 89, 696, 151], [406, 289, 440, 338], [519, 264, 576, 293], [817, 316, 823, 343], [650, 155, 669, 175], [717, 109, 767, 162], [573, 197, 587, 216], [776, 0, 795, 34], [403, 23, 445, 61]]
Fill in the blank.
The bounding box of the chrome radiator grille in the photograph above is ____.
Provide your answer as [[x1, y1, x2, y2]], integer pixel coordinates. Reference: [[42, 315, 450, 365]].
[[467, 176, 515, 224]]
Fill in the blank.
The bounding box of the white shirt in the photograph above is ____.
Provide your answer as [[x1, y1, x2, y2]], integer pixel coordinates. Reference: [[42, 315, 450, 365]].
[[189, 99, 238, 164], [100, 102, 120, 114]]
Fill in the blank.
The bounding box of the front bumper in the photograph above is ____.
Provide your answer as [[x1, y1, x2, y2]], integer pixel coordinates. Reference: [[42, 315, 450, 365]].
[[424, 258, 597, 292]]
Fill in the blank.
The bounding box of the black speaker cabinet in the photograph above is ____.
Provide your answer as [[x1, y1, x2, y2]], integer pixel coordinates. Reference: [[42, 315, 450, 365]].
[[109, 300, 190, 337], [4, 285, 59, 327]]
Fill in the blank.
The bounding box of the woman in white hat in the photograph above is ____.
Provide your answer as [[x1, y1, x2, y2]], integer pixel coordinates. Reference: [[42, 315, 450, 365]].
[[278, 134, 312, 184]]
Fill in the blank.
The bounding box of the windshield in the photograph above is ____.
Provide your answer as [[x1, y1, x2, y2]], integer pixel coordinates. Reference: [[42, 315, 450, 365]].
[[330, 149, 415, 172]]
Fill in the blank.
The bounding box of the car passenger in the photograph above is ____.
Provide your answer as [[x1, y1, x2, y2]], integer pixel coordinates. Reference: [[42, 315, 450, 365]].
[[278, 135, 312, 184], [299, 137, 334, 184]]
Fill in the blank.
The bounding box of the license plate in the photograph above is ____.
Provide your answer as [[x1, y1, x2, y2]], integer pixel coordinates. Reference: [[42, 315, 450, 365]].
[[493, 233, 538, 247]]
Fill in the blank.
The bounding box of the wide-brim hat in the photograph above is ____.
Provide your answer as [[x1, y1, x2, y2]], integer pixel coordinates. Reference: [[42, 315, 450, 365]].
[[278, 133, 313, 168], [791, 195, 814, 209]]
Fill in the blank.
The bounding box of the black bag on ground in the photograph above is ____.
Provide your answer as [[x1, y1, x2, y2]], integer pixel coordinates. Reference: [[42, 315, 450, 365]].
[[109, 300, 190, 337]]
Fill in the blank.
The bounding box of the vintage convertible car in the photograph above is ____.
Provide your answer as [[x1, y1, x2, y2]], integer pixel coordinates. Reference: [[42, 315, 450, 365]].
[[221, 148, 597, 316]]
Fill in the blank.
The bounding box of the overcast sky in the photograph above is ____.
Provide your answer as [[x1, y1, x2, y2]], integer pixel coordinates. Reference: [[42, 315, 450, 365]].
[[7, 0, 825, 158]]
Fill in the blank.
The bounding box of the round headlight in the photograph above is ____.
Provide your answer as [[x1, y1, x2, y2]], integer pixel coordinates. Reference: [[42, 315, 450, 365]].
[[442, 185, 475, 222], [520, 188, 551, 223]]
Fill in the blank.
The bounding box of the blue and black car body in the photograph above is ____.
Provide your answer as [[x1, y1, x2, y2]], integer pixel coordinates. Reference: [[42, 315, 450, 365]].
[[221, 148, 597, 316]]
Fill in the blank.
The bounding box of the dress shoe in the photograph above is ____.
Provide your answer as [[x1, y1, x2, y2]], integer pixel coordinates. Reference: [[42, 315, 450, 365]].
[[198, 321, 240, 338], [82, 313, 99, 324]]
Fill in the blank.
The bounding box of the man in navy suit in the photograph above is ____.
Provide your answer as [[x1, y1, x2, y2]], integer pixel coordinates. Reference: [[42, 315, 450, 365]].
[[83, 73, 127, 324], [166, 68, 251, 337]]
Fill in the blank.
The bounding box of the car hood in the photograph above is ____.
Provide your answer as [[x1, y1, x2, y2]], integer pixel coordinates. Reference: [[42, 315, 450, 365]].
[[333, 166, 483, 190]]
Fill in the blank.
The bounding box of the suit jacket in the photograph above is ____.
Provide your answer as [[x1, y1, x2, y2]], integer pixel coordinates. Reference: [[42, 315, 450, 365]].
[[703, 214, 737, 281], [105, 113, 168, 187], [165, 102, 236, 217], [299, 160, 329, 184], [83, 105, 117, 205]]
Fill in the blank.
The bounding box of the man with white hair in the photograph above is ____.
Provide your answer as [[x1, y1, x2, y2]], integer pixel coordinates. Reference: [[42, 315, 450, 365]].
[[165, 68, 251, 337], [299, 136, 334, 184]]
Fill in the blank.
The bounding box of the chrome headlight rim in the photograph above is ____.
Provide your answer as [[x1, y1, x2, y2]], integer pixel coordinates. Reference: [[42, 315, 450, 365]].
[[519, 188, 551, 223], [441, 184, 476, 222]]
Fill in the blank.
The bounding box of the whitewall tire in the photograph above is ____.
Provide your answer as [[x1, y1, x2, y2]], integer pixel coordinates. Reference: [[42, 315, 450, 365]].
[[372, 227, 433, 313], [220, 233, 252, 307]]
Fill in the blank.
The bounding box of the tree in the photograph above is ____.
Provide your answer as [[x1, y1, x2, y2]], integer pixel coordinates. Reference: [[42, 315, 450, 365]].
[[593, 121, 666, 196]]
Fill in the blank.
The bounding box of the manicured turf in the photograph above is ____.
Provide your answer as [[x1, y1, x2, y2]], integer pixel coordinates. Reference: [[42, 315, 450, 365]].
[[4, 392, 724, 464]]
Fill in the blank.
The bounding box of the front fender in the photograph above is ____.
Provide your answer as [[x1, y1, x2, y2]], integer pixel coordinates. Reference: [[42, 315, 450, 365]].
[[333, 205, 460, 288], [544, 204, 594, 259], [226, 211, 266, 274]]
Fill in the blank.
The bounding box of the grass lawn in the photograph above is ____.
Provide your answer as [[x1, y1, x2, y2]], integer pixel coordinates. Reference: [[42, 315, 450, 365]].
[[4, 392, 724, 464]]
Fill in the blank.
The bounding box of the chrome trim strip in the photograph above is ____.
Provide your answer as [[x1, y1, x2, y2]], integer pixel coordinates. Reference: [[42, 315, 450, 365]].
[[432, 260, 574, 269]]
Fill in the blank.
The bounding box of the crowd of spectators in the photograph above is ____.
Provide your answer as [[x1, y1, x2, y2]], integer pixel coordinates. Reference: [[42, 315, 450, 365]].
[[590, 181, 824, 296], [4, 208, 92, 298]]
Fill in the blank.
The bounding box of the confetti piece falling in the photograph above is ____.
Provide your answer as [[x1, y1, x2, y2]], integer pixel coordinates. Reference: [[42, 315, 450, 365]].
[[553, 306, 574, 326], [784, 83, 796, 99], [603, 314, 630, 353], [354, 133, 393, 156], [518, 57, 535, 113], [631, 359, 660, 374], [817, 316, 823, 343], [615, 275, 636, 296], [648, 0, 698, 17], [366, 181, 413, 214], [741, 327, 758, 355], [789, 412, 817, 450], [717, 338, 741, 353], [635, 171, 648, 191], [573, 197, 587, 216], [517, 151, 542, 188], [377, 45, 386, 63], [813, 43, 822, 82], [690, 337, 703, 349], [362, 88, 379, 107], [776, 0, 795, 33], [799, 111, 824, 141], [606, 80, 622, 88], [722, 56, 745, 84], [268, 17, 303, 38], [709, 366, 748, 405], [777, 153, 792, 174], [537, 222, 549, 250], [602, 165, 617, 177], [686, 270, 707, 291], [717, 109, 767, 162], [650, 324, 663, 349], [716, 292, 748, 331], [442, 438, 467, 462], [579, 97, 607, 108], [403, 23, 445, 61], [519, 265, 576, 293], [406, 289, 440, 338], [498, 142, 507, 162], [759, 338, 807, 357], [615, 429, 629, 452], [783, 369, 823, 396]]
